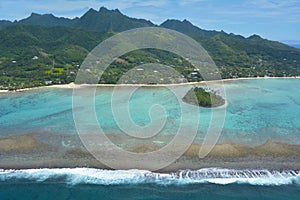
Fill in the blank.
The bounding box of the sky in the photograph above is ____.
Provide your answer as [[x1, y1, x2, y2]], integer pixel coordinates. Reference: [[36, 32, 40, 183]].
[[0, 0, 299, 42]]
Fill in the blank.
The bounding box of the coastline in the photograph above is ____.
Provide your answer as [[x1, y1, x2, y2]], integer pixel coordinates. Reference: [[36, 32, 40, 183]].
[[0, 77, 299, 173], [0, 76, 299, 93]]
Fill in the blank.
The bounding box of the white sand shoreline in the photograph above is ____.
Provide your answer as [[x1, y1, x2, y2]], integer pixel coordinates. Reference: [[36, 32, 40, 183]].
[[0, 76, 299, 93]]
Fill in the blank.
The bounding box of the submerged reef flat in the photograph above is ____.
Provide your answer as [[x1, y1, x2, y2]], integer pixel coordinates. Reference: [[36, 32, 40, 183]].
[[1, 133, 300, 172]]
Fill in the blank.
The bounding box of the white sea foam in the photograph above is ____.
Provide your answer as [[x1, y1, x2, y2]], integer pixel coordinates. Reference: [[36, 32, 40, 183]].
[[0, 168, 299, 186]]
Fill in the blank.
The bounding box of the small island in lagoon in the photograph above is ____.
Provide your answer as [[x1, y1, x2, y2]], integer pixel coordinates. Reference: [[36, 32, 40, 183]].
[[183, 87, 225, 107]]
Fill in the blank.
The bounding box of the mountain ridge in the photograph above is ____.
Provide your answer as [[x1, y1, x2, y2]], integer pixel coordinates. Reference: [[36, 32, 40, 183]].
[[0, 7, 299, 89], [0, 7, 284, 47], [0, 6, 155, 32], [0, 6, 263, 40]]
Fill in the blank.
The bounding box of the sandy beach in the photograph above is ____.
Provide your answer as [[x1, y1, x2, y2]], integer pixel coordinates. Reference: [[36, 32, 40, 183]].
[[0, 76, 299, 93]]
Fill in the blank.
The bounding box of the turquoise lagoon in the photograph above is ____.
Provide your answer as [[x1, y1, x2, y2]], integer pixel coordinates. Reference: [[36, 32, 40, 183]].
[[0, 78, 299, 145], [0, 78, 300, 200]]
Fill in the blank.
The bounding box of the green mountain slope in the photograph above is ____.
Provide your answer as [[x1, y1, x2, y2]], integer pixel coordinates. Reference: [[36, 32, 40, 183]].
[[161, 19, 300, 78], [0, 7, 299, 89], [74, 7, 154, 32], [0, 7, 154, 32], [0, 25, 114, 88], [0, 20, 13, 29]]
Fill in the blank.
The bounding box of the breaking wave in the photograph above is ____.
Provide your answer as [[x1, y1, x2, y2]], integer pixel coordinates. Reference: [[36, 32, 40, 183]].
[[0, 168, 300, 186]]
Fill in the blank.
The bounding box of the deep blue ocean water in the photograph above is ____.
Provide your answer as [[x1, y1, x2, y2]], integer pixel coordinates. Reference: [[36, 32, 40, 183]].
[[1, 182, 300, 200], [0, 78, 300, 199]]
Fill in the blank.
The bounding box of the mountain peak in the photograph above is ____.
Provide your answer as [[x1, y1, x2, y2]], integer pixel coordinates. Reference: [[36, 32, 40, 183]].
[[18, 12, 74, 26], [161, 19, 196, 27], [29, 13, 55, 18], [75, 7, 154, 32], [182, 19, 192, 24], [99, 7, 110, 13], [99, 7, 121, 14], [30, 12, 40, 17], [99, 6, 108, 12], [248, 34, 262, 40], [160, 19, 203, 35], [86, 8, 98, 14]]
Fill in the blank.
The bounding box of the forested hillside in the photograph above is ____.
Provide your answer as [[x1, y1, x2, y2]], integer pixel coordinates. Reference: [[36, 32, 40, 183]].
[[0, 7, 299, 90]]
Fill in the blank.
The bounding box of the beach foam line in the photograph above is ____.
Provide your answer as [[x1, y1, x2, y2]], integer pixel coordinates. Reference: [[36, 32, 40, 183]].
[[1, 168, 300, 186]]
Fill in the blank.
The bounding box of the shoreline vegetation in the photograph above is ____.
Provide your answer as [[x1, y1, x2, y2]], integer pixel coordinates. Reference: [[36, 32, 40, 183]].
[[0, 76, 299, 93]]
